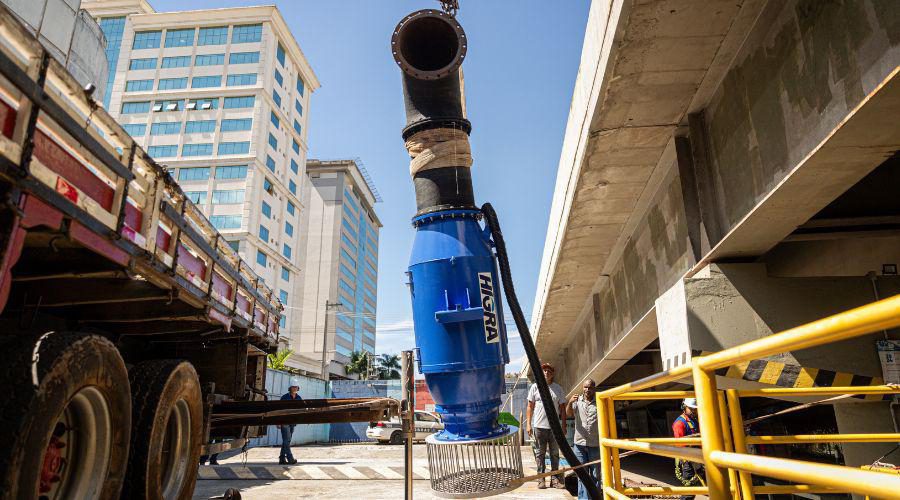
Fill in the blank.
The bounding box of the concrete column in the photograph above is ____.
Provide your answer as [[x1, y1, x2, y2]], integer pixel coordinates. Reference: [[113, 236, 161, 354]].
[[833, 402, 900, 500]]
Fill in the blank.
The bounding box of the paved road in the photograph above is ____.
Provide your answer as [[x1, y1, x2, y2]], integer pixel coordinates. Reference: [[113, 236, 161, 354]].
[[192, 443, 572, 499]]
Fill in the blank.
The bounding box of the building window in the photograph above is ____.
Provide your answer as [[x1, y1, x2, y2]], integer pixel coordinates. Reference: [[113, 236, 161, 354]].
[[150, 122, 181, 135], [227, 240, 240, 251], [164, 28, 195, 48], [132, 30, 161, 50], [125, 79, 153, 92], [281, 267, 290, 281], [263, 178, 273, 192], [191, 76, 221, 88], [261, 201, 271, 218], [344, 190, 359, 212], [286, 201, 295, 216], [335, 344, 352, 356], [232, 24, 262, 44], [129, 58, 156, 70], [212, 189, 244, 204], [270, 112, 280, 128], [178, 167, 210, 181], [218, 142, 250, 155], [289, 180, 296, 195], [295, 100, 303, 115], [182, 143, 213, 157], [147, 145, 177, 158], [226, 73, 257, 86], [290, 159, 299, 174], [158, 78, 188, 90], [340, 249, 357, 269], [256, 250, 267, 266], [276, 43, 286, 66], [268, 133, 278, 149], [198, 26, 228, 45], [274, 69, 283, 86], [272, 90, 281, 107], [188, 98, 219, 110], [293, 119, 302, 135], [211, 215, 241, 229], [340, 263, 354, 282], [184, 120, 216, 134], [341, 233, 355, 249], [265, 155, 276, 172], [220, 118, 252, 132], [258, 225, 269, 241], [195, 53, 225, 66], [215, 165, 247, 179], [229, 51, 260, 64], [283, 244, 292, 259], [285, 221, 293, 237], [342, 218, 358, 239], [121, 101, 151, 114], [297, 78, 305, 96], [292, 140, 300, 154], [339, 279, 355, 297], [279, 289, 288, 303], [280, 315, 287, 328], [153, 99, 183, 112], [122, 123, 146, 137], [161, 56, 191, 68], [185, 191, 207, 204], [223, 96, 255, 109]]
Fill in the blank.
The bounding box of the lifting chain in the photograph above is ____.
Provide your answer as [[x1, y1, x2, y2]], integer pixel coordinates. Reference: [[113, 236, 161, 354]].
[[439, 0, 459, 17]]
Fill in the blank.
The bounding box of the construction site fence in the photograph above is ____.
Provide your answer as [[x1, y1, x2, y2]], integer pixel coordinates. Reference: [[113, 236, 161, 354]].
[[595, 294, 900, 499]]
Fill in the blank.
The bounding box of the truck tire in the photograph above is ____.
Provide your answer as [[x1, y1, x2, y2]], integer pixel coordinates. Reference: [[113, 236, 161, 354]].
[[0, 331, 131, 500], [122, 359, 203, 500]]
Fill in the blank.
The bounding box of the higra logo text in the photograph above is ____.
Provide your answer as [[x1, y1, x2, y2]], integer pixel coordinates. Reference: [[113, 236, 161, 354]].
[[478, 272, 499, 344]]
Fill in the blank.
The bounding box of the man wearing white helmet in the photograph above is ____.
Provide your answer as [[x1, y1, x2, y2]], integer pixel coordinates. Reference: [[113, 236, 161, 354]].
[[672, 398, 703, 500]]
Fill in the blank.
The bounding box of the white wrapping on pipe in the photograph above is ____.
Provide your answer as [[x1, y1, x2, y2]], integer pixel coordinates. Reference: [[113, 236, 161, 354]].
[[405, 128, 472, 176]]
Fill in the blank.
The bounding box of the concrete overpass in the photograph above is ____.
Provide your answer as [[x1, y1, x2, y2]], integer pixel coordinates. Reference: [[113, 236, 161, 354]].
[[531, 0, 900, 473]]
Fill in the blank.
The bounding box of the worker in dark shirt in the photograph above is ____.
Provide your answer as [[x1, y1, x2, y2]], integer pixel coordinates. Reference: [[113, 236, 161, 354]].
[[672, 398, 703, 500], [279, 384, 302, 465]]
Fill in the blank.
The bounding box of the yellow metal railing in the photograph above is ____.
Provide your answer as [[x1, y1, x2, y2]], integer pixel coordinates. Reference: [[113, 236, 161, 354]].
[[595, 294, 900, 499]]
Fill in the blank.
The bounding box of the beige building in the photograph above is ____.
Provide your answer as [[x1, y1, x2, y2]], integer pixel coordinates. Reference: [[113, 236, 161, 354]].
[[297, 159, 381, 378], [84, 0, 320, 350], [532, 0, 900, 472]]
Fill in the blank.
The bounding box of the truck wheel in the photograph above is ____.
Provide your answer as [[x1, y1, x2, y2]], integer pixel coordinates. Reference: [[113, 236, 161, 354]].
[[122, 360, 203, 500], [0, 332, 130, 500]]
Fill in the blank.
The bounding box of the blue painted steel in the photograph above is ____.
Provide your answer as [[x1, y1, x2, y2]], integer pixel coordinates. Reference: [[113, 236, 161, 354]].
[[408, 209, 511, 441]]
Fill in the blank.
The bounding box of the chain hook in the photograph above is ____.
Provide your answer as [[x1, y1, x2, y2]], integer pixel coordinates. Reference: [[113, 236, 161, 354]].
[[439, 0, 459, 17]]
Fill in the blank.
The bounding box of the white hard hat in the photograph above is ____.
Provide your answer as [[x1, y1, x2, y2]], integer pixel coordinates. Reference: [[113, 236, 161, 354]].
[[683, 398, 698, 409], [289, 376, 302, 389]]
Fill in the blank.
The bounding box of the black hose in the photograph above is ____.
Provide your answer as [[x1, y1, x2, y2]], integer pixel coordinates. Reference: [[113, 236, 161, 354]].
[[482, 202, 601, 500]]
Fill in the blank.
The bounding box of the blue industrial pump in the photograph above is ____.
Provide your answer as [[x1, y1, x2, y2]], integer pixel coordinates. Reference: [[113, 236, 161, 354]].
[[393, 8, 598, 499]]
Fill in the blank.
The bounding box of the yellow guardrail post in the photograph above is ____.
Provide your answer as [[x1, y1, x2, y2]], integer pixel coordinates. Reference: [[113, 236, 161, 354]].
[[716, 391, 740, 497], [691, 362, 730, 499], [605, 398, 622, 491], [726, 389, 754, 500], [597, 394, 613, 499]]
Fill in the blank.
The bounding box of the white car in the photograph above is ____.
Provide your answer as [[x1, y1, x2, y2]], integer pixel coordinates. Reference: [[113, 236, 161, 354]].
[[366, 411, 443, 444]]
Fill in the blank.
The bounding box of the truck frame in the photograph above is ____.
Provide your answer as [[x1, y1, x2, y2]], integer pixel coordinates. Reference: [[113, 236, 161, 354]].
[[0, 6, 281, 499]]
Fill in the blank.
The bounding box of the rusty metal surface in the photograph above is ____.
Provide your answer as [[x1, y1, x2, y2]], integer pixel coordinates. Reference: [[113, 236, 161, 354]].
[[210, 397, 400, 427]]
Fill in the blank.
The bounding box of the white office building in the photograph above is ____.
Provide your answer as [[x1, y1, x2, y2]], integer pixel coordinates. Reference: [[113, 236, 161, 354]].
[[298, 159, 381, 378], [84, 0, 319, 346]]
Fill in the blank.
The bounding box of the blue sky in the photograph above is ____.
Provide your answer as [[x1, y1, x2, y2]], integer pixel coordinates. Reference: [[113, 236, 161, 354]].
[[152, 0, 591, 372]]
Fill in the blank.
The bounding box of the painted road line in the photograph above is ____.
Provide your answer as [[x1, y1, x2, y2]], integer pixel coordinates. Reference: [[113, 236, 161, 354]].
[[337, 465, 369, 479], [301, 465, 332, 480], [372, 466, 404, 479]]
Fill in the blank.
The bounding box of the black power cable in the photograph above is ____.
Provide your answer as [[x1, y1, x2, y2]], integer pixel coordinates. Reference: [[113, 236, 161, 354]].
[[482, 202, 601, 500]]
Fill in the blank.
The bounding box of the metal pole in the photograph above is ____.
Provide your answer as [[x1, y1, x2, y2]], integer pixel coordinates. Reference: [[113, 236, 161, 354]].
[[596, 394, 613, 499], [401, 350, 415, 500], [692, 363, 730, 499], [726, 389, 754, 500]]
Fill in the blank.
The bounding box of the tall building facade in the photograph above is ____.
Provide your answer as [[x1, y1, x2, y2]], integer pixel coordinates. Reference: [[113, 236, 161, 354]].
[[298, 159, 380, 378], [84, 0, 319, 344]]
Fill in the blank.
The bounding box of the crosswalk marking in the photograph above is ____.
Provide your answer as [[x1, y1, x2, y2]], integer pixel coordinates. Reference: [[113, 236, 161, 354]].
[[301, 465, 332, 480], [198, 463, 432, 480]]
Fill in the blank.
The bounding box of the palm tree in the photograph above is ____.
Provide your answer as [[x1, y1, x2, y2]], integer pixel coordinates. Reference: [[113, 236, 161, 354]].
[[344, 351, 370, 379], [267, 349, 293, 371], [376, 354, 401, 380]]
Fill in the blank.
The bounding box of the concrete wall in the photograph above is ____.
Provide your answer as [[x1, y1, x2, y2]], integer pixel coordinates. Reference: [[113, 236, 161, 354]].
[[700, 0, 900, 244], [2, 0, 108, 102], [557, 157, 694, 392]]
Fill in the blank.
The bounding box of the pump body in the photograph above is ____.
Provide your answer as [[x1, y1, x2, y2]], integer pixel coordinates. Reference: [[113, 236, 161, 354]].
[[409, 210, 510, 441]]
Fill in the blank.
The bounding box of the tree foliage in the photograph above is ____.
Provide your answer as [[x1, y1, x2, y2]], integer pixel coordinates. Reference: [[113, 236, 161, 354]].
[[267, 349, 293, 371], [376, 354, 401, 380]]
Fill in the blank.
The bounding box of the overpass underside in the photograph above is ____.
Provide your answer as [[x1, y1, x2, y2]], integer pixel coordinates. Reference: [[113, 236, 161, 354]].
[[533, 0, 900, 473]]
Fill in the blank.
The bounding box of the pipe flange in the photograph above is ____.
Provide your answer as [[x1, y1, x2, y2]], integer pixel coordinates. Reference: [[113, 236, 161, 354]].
[[411, 209, 482, 228], [391, 9, 467, 80]]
